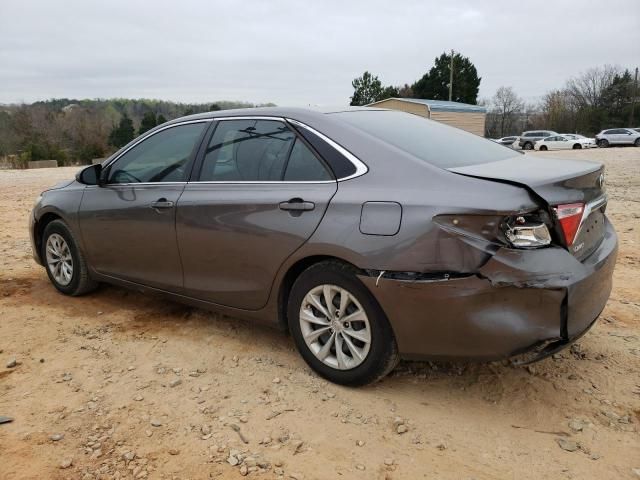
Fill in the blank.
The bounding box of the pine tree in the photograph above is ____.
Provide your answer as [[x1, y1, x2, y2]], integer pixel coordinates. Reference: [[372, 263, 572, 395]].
[[412, 52, 481, 104], [108, 114, 135, 148], [138, 111, 157, 135]]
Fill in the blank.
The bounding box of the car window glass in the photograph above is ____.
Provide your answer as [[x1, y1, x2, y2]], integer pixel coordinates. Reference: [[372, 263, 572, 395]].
[[333, 110, 517, 168], [108, 123, 206, 184], [200, 120, 296, 181], [284, 139, 332, 181]]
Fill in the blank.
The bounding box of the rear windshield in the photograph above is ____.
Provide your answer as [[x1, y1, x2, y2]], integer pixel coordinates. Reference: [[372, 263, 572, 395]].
[[331, 110, 518, 168]]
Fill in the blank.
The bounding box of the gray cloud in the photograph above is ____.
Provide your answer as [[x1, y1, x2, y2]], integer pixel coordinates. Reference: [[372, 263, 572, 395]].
[[1, 0, 638, 105]]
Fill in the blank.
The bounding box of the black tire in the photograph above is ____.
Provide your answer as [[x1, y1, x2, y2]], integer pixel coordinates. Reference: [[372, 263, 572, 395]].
[[42, 219, 98, 296], [599, 139, 609, 148], [523, 142, 533, 150], [287, 261, 399, 386], [539, 145, 547, 151], [573, 143, 582, 149], [635, 138, 640, 147]]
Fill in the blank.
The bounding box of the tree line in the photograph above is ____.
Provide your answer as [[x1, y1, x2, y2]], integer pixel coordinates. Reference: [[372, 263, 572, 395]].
[[0, 99, 274, 168], [350, 52, 639, 137]]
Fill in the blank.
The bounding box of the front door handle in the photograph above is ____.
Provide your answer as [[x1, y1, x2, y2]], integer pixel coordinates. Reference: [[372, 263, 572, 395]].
[[279, 198, 315, 212], [150, 198, 175, 210]]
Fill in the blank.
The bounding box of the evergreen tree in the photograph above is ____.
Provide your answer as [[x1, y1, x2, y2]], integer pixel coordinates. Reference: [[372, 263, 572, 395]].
[[108, 114, 135, 148], [138, 111, 157, 135], [156, 114, 168, 125], [350, 71, 384, 106], [412, 52, 481, 104]]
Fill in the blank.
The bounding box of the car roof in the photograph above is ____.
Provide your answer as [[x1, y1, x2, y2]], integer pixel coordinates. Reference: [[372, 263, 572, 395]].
[[165, 106, 382, 126]]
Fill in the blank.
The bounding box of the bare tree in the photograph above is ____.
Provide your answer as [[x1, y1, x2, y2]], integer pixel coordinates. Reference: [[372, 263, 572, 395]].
[[565, 65, 620, 108], [490, 86, 524, 137]]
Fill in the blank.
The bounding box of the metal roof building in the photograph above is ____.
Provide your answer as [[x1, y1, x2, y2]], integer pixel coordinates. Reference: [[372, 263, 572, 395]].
[[366, 98, 487, 136]]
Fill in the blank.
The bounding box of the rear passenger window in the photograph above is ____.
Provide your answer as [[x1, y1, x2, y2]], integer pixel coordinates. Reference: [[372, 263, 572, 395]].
[[284, 139, 332, 181], [199, 119, 333, 182], [200, 120, 294, 181]]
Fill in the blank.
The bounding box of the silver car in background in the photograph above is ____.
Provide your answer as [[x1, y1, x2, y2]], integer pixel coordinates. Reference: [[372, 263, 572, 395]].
[[595, 128, 640, 147]]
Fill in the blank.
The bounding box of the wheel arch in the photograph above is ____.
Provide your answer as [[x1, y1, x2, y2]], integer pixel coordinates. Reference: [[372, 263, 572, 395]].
[[34, 212, 64, 259], [277, 255, 364, 331]]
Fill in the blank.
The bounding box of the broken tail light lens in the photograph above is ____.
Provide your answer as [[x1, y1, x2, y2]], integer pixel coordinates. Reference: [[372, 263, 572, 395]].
[[554, 203, 584, 246], [503, 217, 552, 248]]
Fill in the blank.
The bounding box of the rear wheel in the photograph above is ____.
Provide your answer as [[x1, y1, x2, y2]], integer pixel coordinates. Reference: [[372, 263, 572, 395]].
[[539, 145, 547, 151], [42, 219, 98, 296], [599, 139, 609, 148], [573, 143, 582, 149], [288, 261, 399, 386], [635, 138, 640, 147], [523, 142, 533, 150]]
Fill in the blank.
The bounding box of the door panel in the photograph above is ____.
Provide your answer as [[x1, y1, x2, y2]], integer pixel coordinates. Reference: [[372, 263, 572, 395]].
[[79, 184, 185, 290], [176, 182, 336, 309]]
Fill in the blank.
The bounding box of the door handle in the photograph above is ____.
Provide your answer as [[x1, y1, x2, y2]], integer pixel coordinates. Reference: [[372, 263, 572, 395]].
[[279, 198, 315, 212], [150, 198, 174, 210]]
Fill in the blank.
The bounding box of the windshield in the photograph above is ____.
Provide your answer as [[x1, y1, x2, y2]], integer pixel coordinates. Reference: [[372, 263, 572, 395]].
[[331, 110, 518, 168]]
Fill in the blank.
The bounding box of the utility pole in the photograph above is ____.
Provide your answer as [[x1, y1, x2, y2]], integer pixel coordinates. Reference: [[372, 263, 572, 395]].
[[448, 49, 454, 102], [630, 67, 638, 126]]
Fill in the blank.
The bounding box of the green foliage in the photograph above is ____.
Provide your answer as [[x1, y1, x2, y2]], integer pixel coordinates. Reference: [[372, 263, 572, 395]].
[[209, 104, 221, 111], [350, 71, 384, 106], [412, 52, 481, 104], [156, 114, 167, 125], [138, 111, 158, 135], [109, 114, 135, 148]]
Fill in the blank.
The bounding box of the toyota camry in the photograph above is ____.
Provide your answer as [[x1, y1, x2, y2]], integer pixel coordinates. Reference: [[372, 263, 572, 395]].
[[30, 107, 617, 385]]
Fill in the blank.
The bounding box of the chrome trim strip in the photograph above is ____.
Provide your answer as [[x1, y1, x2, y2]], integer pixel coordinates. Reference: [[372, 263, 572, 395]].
[[576, 194, 607, 238], [102, 119, 213, 169], [285, 118, 369, 181], [187, 180, 336, 185], [212, 116, 287, 121]]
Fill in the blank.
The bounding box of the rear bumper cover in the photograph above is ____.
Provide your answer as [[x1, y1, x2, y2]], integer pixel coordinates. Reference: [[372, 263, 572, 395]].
[[359, 220, 617, 361]]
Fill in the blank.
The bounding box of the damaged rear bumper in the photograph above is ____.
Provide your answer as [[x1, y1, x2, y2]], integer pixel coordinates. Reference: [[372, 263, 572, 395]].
[[358, 220, 618, 361]]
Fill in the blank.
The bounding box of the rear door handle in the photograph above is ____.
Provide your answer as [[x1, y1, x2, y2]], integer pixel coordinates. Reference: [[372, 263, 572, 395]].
[[279, 198, 315, 212], [150, 198, 175, 210]]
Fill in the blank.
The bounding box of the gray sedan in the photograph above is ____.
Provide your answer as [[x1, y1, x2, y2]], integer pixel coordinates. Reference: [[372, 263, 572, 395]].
[[30, 107, 617, 385]]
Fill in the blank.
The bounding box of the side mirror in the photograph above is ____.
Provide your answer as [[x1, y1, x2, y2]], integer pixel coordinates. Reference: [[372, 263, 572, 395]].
[[76, 163, 103, 186]]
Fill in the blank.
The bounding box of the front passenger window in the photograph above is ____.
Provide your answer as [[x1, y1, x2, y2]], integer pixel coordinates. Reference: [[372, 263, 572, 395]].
[[108, 123, 206, 184]]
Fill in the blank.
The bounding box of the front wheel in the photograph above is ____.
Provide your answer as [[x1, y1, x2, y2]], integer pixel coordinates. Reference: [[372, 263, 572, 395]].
[[539, 145, 547, 151], [573, 143, 582, 149], [635, 138, 640, 147], [42, 219, 98, 296], [288, 261, 399, 386], [523, 142, 533, 150], [599, 139, 609, 148]]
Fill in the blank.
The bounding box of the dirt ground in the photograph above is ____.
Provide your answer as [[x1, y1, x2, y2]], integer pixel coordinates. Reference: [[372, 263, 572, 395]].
[[1, 148, 638, 480]]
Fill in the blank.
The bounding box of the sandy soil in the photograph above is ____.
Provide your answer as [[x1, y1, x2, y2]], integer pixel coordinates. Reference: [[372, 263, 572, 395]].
[[1, 148, 638, 480]]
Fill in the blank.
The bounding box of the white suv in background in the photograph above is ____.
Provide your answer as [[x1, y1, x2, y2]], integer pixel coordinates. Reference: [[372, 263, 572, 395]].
[[595, 128, 640, 147]]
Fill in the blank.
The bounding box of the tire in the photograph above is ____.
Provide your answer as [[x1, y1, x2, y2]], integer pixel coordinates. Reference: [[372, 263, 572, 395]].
[[539, 145, 547, 151], [573, 143, 582, 149], [635, 138, 640, 147], [42, 219, 98, 296], [599, 139, 609, 148], [287, 261, 399, 386], [523, 142, 533, 150]]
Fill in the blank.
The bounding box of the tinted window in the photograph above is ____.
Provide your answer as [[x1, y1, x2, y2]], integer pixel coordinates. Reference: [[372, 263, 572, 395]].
[[284, 139, 332, 181], [524, 132, 536, 137], [333, 110, 517, 168], [200, 120, 295, 181], [108, 123, 206, 184]]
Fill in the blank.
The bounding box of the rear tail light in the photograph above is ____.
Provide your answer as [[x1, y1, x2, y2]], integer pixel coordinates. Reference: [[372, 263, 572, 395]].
[[554, 203, 584, 246], [503, 216, 551, 248]]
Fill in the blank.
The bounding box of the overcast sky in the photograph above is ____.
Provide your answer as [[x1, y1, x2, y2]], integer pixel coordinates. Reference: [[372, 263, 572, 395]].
[[1, 0, 638, 106]]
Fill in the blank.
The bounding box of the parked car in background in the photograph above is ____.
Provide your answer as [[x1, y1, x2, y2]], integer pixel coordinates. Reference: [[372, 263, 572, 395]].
[[30, 107, 617, 385], [491, 136, 519, 147], [518, 130, 558, 150], [535, 134, 596, 151], [595, 128, 640, 147]]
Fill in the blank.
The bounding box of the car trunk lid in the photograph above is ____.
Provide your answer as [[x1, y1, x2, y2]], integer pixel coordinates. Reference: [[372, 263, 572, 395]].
[[448, 155, 607, 260]]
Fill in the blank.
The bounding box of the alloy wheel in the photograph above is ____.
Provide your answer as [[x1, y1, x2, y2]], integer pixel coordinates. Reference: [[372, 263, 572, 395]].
[[299, 284, 371, 370], [45, 233, 73, 286]]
